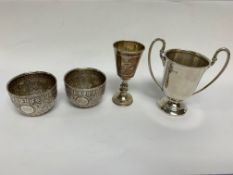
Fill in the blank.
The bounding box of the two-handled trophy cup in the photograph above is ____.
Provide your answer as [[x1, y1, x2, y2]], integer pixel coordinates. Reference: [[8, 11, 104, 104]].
[[148, 38, 230, 116], [112, 40, 145, 106]]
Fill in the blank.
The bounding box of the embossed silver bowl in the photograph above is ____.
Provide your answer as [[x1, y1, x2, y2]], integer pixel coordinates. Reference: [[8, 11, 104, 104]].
[[64, 68, 106, 108], [7, 71, 57, 116]]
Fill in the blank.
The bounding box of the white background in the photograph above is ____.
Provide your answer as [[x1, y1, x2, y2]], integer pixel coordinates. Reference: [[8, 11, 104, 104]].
[[0, 1, 233, 174]]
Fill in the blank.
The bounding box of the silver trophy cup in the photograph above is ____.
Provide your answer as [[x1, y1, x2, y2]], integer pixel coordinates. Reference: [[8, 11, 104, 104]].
[[148, 38, 230, 116]]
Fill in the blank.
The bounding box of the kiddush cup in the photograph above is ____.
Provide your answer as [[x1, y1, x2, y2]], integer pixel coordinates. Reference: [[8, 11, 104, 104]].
[[7, 71, 57, 116], [64, 68, 106, 108], [112, 40, 145, 106], [148, 38, 230, 116]]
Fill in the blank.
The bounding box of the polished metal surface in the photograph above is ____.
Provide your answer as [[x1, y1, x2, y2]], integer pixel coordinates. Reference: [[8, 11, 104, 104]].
[[148, 38, 230, 116], [112, 40, 145, 106], [7, 71, 57, 116], [159, 97, 187, 116], [64, 68, 106, 108]]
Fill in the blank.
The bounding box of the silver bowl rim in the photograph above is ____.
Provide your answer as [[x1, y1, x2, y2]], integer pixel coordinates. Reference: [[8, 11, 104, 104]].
[[64, 67, 106, 91], [7, 71, 57, 98]]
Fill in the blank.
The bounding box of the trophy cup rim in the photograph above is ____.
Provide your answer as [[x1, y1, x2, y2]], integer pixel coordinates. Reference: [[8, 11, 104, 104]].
[[164, 49, 211, 69]]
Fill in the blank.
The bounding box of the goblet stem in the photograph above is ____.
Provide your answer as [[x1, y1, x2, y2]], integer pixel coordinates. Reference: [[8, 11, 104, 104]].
[[112, 80, 133, 106], [119, 80, 128, 96]]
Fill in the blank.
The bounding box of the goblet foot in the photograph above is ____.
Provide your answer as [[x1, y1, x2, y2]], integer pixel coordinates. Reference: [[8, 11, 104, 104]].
[[158, 97, 187, 116], [112, 92, 133, 106]]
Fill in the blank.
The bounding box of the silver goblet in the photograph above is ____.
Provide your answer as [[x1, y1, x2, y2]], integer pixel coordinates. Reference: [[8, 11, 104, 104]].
[[112, 40, 145, 106]]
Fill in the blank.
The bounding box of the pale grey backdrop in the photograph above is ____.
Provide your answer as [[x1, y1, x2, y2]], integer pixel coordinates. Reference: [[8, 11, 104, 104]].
[[0, 1, 233, 174]]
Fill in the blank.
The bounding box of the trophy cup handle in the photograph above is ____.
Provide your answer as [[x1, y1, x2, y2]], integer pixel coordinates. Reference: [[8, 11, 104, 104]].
[[193, 48, 230, 95], [148, 38, 166, 91]]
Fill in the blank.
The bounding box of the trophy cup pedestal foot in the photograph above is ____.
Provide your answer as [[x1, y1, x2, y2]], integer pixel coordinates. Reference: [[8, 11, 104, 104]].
[[158, 97, 187, 116], [112, 92, 133, 106]]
